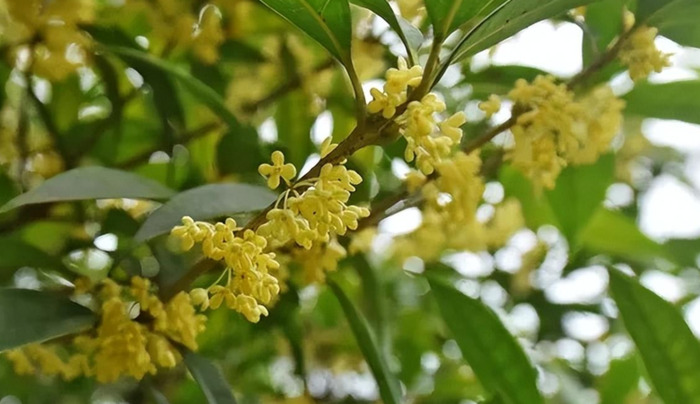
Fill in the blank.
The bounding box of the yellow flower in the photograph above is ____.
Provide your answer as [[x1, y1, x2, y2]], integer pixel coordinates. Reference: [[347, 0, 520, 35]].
[[619, 25, 670, 81], [258, 151, 297, 189], [93, 298, 154, 383], [479, 95, 502, 117]]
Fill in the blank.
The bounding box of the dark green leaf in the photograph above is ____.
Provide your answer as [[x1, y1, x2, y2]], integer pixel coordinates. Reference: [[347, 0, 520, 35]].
[[258, 0, 353, 62], [608, 268, 700, 404], [134, 184, 275, 242], [118, 52, 186, 139], [350, 0, 421, 60], [647, 0, 700, 48], [636, 0, 695, 23], [217, 127, 264, 176], [328, 279, 402, 404], [0, 167, 175, 213], [0, 236, 59, 273], [0, 289, 96, 351], [624, 81, 700, 125], [664, 238, 700, 268], [580, 209, 666, 264], [105, 46, 241, 130], [500, 166, 558, 229], [453, 0, 596, 61], [183, 350, 237, 404], [546, 154, 615, 247], [582, 0, 625, 66], [428, 274, 544, 404], [426, 0, 508, 40]]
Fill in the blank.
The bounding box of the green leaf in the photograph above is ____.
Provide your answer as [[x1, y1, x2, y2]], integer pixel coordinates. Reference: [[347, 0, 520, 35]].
[[546, 154, 615, 247], [0, 167, 175, 213], [0, 289, 96, 351], [453, 0, 596, 61], [647, 0, 700, 48], [183, 350, 237, 404], [104, 46, 241, 130], [134, 184, 276, 242], [258, 0, 352, 62], [275, 91, 316, 169], [664, 238, 700, 268], [119, 52, 186, 139], [426, 0, 508, 40], [580, 209, 666, 264], [636, 0, 696, 23], [350, 0, 422, 60], [608, 268, 700, 404], [597, 354, 640, 404], [624, 81, 700, 125], [500, 166, 557, 229], [217, 127, 264, 176], [428, 274, 544, 404], [582, 0, 625, 65], [0, 236, 60, 277], [328, 279, 402, 404]]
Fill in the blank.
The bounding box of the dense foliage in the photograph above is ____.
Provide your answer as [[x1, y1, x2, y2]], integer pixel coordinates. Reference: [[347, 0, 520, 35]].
[[1, 0, 699, 403]]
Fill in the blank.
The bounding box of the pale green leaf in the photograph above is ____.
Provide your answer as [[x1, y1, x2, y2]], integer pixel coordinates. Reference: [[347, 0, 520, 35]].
[[608, 269, 700, 404], [624, 81, 700, 125], [428, 274, 544, 404]]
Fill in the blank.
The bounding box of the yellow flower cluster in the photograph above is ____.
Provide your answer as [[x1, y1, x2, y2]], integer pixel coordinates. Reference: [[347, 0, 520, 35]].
[[171, 147, 369, 318], [172, 217, 281, 322], [258, 145, 370, 251], [2, 0, 94, 81], [369, 58, 467, 175], [293, 238, 347, 284], [506, 75, 624, 190], [394, 152, 523, 260], [5, 277, 206, 383], [368, 57, 423, 119], [619, 25, 671, 81]]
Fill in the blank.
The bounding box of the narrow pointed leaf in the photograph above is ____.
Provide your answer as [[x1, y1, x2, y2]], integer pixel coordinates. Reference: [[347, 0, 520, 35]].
[[328, 279, 402, 404], [646, 0, 700, 48], [428, 274, 544, 404], [350, 0, 421, 60], [105, 46, 242, 130], [580, 209, 666, 264], [0, 289, 96, 351], [0, 167, 174, 213], [259, 0, 352, 62], [426, 0, 508, 40], [546, 154, 615, 247], [134, 184, 275, 242], [624, 80, 700, 125], [183, 350, 237, 404], [608, 269, 700, 404], [453, 0, 595, 61]]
